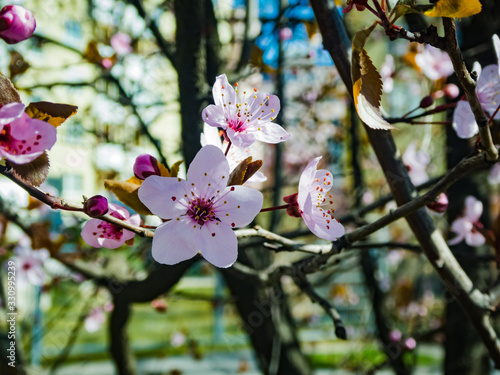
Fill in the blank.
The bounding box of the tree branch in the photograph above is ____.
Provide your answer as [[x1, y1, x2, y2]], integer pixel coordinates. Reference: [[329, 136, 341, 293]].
[[443, 17, 498, 162]]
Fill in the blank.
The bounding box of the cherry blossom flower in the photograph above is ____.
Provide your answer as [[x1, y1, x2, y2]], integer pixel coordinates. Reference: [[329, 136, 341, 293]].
[[0, 5, 36, 44], [380, 55, 395, 93], [415, 46, 454, 81], [402, 142, 429, 186], [81, 203, 140, 249], [138, 145, 263, 268], [11, 246, 49, 286], [202, 74, 290, 148], [110, 32, 132, 56], [201, 124, 266, 183], [294, 157, 344, 241], [85, 307, 106, 333], [453, 35, 500, 138], [448, 196, 485, 247], [0, 102, 57, 164]]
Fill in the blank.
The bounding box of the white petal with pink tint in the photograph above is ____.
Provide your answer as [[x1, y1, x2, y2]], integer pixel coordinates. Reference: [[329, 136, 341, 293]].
[[139, 176, 191, 219], [453, 101, 478, 139], [213, 185, 263, 228], [0, 102, 24, 126], [152, 219, 200, 265], [198, 222, 238, 268], [187, 145, 230, 197]]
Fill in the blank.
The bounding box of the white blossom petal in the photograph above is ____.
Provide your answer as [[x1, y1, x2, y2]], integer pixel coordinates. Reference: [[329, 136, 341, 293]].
[[151, 219, 200, 265]]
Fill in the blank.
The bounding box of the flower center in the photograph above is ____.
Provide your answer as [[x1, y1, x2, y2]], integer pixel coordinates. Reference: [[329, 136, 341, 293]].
[[186, 197, 216, 226], [0, 125, 13, 150], [96, 211, 126, 240], [227, 117, 246, 133], [22, 261, 32, 271]]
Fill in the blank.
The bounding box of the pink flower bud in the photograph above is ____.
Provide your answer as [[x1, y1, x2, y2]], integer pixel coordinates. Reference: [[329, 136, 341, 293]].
[[283, 193, 301, 218], [443, 84, 460, 99], [133, 154, 161, 180], [427, 193, 448, 213], [419, 95, 434, 109], [405, 337, 417, 350], [0, 5, 36, 44], [83, 195, 109, 217]]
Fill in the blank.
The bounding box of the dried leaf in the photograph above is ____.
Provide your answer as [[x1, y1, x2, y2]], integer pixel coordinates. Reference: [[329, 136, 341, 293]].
[[9, 152, 50, 186], [84, 40, 103, 64], [228, 157, 252, 186], [424, 0, 481, 18], [25, 102, 78, 128], [228, 158, 264, 185], [168, 160, 183, 178], [104, 179, 152, 215], [242, 160, 263, 185], [0, 74, 21, 106], [352, 23, 395, 130], [9, 51, 30, 79]]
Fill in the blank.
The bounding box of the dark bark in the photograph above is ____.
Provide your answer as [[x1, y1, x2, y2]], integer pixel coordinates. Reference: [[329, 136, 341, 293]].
[[222, 246, 311, 375], [175, 0, 206, 166], [109, 260, 196, 375]]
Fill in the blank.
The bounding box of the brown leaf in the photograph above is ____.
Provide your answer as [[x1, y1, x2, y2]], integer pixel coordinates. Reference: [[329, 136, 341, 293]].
[[352, 23, 395, 130], [9, 151, 50, 186], [228, 157, 264, 186], [9, 51, 30, 79], [84, 40, 103, 64], [242, 160, 263, 185], [104, 179, 152, 215], [0, 74, 21, 106], [228, 157, 252, 186], [25, 102, 78, 128]]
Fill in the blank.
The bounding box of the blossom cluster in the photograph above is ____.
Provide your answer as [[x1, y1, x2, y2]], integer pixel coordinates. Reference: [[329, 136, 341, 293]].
[[80, 74, 346, 268]]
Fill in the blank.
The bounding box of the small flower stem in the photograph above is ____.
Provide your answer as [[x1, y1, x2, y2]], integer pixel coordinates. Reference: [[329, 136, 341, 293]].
[[408, 120, 451, 126], [401, 106, 419, 119], [225, 140, 232, 156], [260, 204, 290, 213], [488, 103, 500, 126], [387, 102, 457, 124]]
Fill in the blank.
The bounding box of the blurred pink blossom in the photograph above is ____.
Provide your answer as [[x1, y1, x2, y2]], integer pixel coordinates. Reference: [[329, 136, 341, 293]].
[[449, 196, 485, 247], [110, 32, 132, 56], [415, 46, 454, 80], [11, 246, 49, 286], [402, 142, 429, 186]]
